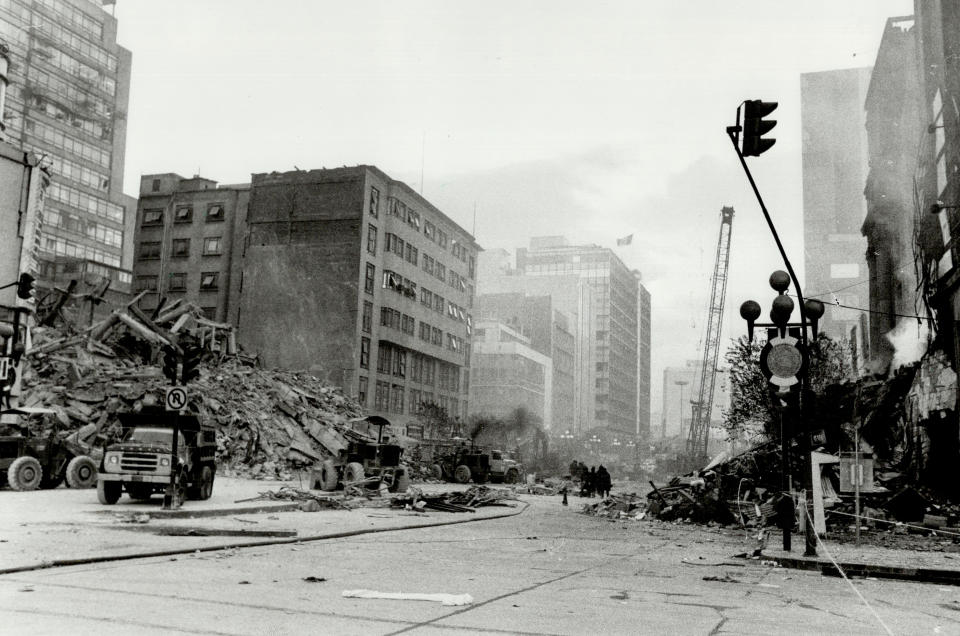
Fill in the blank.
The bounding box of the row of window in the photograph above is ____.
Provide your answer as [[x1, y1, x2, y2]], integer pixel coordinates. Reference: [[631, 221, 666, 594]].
[[45, 207, 122, 248], [26, 119, 110, 168], [142, 204, 225, 227], [135, 272, 220, 293], [47, 181, 123, 223], [28, 66, 113, 120], [42, 235, 120, 268], [380, 306, 415, 335], [27, 93, 110, 140], [382, 269, 417, 299], [138, 237, 223, 259], [358, 378, 466, 415], [385, 232, 419, 265], [360, 336, 467, 384], [38, 256, 131, 284], [369, 188, 475, 278], [35, 0, 104, 40], [31, 11, 117, 72]]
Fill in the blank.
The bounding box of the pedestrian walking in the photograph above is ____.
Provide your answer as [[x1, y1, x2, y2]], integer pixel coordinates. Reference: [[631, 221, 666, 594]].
[[597, 464, 612, 499]]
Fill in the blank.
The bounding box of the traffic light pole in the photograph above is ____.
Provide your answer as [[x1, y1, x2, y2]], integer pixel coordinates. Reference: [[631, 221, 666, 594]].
[[727, 127, 817, 557], [162, 337, 181, 511]]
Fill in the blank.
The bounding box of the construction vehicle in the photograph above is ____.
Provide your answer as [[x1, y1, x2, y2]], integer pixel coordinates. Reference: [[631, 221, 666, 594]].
[[685, 207, 734, 469], [431, 441, 491, 484], [488, 449, 522, 483], [97, 409, 217, 504], [312, 415, 409, 492], [0, 406, 99, 490]]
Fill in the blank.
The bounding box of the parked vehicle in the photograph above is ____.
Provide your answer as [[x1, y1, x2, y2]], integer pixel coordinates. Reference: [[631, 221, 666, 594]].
[[312, 416, 409, 492], [96, 410, 216, 504], [0, 407, 99, 491], [488, 449, 522, 483], [432, 443, 491, 484]]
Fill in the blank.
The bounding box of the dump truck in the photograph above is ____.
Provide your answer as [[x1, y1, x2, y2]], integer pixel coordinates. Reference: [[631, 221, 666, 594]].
[[97, 409, 217, 504], [487, 449, 522, 484], [432, 442, 491, 484], [311, 415, 410, 492]]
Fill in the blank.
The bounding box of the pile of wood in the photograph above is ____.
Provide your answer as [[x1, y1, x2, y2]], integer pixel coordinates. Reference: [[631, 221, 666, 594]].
[[391, 486, 517, 513], [17, 294, 365, 480], [580, 493, 646, 520]]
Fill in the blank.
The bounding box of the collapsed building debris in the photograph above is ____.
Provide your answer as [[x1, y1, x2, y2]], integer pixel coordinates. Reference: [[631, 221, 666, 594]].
[[390, 486, 517, 513], [15, 295, 369, 481], [580, 493, 645, 520]]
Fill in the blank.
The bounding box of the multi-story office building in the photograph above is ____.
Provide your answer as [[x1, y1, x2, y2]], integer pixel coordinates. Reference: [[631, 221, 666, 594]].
[[516, 237, 641, 436], [801, 67, 873, 341], [470, 319, 551, 426], [636, 273, 651, 439], [477, 248, 596, 437], [133, 174, 249, 324], [475, 291, 575, 433], [0, 0, 133, 295], [238, 166, 479, 429]]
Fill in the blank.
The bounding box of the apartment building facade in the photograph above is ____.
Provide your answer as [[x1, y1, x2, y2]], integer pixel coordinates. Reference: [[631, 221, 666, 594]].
[[237, 166, 479, 429], [133, 173, 249, 324], [0, 0, 133, 294]]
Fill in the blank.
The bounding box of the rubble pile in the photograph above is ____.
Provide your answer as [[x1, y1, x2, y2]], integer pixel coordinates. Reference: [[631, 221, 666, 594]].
[[17, 298, 366, 479], [580, 493, 645, 520], [391, 486, 517, 513]]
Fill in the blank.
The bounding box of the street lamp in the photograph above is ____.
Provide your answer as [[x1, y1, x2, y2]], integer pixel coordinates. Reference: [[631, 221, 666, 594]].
[[740, 270, 824, 556], [560, 429, 574, 456], [589, 434, 600, 455], [674, 380, 689, 440]]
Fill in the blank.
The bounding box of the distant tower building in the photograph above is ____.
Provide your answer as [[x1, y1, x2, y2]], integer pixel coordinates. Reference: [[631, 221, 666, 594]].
[[516, 237, 640, 436], [635, 272, 651, 439], [801, 67, 873, 342], [0, 0, 134, 295]]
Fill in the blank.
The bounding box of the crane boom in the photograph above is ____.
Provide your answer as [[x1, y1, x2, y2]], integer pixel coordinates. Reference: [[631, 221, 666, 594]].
[[686, 206, 734, 460]]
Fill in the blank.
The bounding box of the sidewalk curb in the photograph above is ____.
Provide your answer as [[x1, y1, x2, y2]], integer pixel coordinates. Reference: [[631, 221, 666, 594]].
[[763, 553, 960, 586], [0, 502, 529, 577], [98, 502, 303, 518]]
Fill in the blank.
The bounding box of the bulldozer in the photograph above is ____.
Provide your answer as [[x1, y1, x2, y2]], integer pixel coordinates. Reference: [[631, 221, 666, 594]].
[[0, 407, 100, 491], [311, 416, 410, 493], [431, 440, 491, 484]]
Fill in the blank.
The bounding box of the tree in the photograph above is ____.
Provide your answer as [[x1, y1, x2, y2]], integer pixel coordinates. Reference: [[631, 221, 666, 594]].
[[723, 333, 854, 442]]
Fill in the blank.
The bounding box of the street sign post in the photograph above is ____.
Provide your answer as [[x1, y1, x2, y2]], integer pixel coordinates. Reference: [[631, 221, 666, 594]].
[[165, 386, 187, 412]]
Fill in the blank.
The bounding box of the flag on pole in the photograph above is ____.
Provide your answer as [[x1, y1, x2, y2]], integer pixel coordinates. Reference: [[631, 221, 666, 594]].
[[616, 234, 633, 246]]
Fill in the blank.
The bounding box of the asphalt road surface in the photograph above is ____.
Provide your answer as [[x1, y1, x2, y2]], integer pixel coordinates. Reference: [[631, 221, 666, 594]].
[[2, 494, 957, 635]]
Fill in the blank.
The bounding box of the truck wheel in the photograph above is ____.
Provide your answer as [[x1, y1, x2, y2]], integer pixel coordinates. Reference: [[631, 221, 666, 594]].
[[454, 464, 471, 484], [66, 456, 98, 489], [8, 456, 43, 491], [390, 468, 411, 493], [126, 483, 153, 500], [318, 459, 339, 491], [344, 462, 364, 484], [505, 468, 520, 484], [97, 479, 121, 504], [199, 466, 214, 500], [430, 464, 443, 480]]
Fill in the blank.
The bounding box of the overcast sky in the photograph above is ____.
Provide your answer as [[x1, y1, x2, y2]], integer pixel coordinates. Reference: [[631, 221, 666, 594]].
[[112, 0, 911, 415]]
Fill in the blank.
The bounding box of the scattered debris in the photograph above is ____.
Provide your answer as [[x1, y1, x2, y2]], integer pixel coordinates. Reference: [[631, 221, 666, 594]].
[[702, 574, 739, 583], [390, 486, 517, 513], [303, 576, 327, 583], [580, 493, 646, 520], [342, 589, 473, 606]]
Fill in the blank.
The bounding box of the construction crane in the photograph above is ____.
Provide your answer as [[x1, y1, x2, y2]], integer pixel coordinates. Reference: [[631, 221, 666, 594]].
[[686, 206, 734, 464]]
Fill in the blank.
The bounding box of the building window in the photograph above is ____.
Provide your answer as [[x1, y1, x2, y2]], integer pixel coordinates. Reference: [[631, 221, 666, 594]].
[[203, 236, 222, 255], [200, 272, 219, 290], [174, 206, 193, 223], [367, 223, 377, 255], [377, 345, 392, 374], [206, 204, 225, 222], [411, 354, 423, 382], [168, 272, 187, 291], [134, 275, 157, 292], [202, 306, 218, 320], [401, 314, 415, 335], [431, 327, 442, 346], [375, 380, 389, 411], [364, 263, 375, 294], [358, 375, 368, 406], [142, 209, 163, 226], [409, 389, 421, 414], [151, 178, 161, 192], [394, 350, 406, 377], [369, 187, 379, 218], [391, 384, 404, 413], [360, 337, 370, 369], [139, 241, 161, 259], [362, 301, 373, 333], [171, 239, 190, 258]]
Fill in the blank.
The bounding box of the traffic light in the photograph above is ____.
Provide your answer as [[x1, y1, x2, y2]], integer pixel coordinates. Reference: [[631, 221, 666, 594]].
[[180, 341, 202, 384], [161, 346, 179, 384], [742, 100, 778, 156], [15, 273, 35, 300]]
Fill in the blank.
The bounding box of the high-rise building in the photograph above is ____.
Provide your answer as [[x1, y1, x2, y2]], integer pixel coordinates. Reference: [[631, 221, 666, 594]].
[[801, 67, 873, 342], [0, 0, 133, 296], [516, 238, 640, 436], [237, 166, 479, 432], [133, 174, 250, 324], [636, 272, 651, 439]]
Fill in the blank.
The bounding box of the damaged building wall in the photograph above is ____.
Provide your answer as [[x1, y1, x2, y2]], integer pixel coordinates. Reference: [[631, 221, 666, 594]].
[[238, 168, 364, 382]]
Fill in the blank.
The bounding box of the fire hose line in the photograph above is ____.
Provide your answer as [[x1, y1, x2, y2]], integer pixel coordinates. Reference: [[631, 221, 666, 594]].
[[796, 506, 893, 636]]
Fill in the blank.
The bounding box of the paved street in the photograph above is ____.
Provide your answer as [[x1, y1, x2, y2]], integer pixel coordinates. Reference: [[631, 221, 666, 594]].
[[2, 486, 958, 635]]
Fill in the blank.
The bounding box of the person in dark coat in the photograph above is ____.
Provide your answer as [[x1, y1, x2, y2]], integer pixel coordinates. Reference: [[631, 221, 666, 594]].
[[597, 465, 612, 499], [587, 466, 598, 497]]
